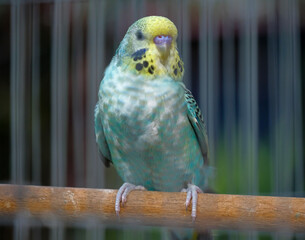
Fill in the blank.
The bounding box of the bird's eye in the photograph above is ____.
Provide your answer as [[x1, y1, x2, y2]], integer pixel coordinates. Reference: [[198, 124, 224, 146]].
[[135, 30, 144, 40]]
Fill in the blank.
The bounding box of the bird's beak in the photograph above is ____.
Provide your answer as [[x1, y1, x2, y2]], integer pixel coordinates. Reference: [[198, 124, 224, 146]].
[[154, 35, 172, 59]]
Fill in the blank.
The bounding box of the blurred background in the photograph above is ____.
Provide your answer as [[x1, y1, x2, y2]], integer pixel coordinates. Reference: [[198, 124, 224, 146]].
[[0, 0, 304, 239]]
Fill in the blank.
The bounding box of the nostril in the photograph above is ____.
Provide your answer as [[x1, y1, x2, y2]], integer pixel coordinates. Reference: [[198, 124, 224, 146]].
[[154, 36, 164, 44], [154, 35, 172, 45]]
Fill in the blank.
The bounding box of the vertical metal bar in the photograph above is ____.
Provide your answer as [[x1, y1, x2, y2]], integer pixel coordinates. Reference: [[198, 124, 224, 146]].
[[86, 0, 104, 189], [50, 226, 64, 240], [238, 4, 260, 236], [10, 0, 18, 185], [10, 0, 25, 185], [249, 0, 259, 197], [238, 0, 258, 197], [16, 0, 26, 186], [278, 0, 287, 197], [208, 0, 217, 168], [86, 0, 97, 207], [86, 0, 106, 238], [278, 0, 294, 197], [130, 0, 137, 21], [51, 1, 59, 189], [267, 16, 287, 240], [274, 0, 295, 237], [138, 0, 146, 18], [181, 0, 191, 89], [155, 0, 168, 17], [31, 3, 42, 239], [199, 0, 216, 168], [291, 0, 304, 197], [223, 0, 237, 194], [14, 216, 29, 240], [174, 0, 182, 54], [132, 0, 146, 20], [199, 0, 208, 129], [267, 0, 279, 197], [238, 0, 247, 196], [114, 0, 123, 48], [11, 1, 28, 239], [31, 1, 41, 186], [51, 0, 69, 188], [71, 1, 85, 187], [50, 1, 70, 239]]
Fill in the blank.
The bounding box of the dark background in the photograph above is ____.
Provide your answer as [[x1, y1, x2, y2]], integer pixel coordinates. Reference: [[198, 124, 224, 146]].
[[0, 0, 304, 239]]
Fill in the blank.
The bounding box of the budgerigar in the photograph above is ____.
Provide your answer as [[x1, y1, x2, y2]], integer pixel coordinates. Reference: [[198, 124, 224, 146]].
[[95, 16, 210, 226]]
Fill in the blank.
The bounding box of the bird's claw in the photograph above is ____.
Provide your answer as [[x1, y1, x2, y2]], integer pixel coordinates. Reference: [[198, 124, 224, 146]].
[[181, 184, 203, 221], [115, 182, 146, 215]]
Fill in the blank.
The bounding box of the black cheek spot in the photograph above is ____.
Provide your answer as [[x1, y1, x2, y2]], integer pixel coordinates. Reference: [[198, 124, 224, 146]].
[[178, 61, 183, 72], [143, 61, 149, 68], [151, 65, 155, 70], [174, 68, 178, 76], [151, 59, 153, 63], [148, 66, 154, 74], [136, 63, 143, 71]]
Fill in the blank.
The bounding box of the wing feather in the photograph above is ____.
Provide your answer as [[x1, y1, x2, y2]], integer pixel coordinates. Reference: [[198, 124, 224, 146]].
[[183, 86, 209, 165], [94, 104, 112, 167]]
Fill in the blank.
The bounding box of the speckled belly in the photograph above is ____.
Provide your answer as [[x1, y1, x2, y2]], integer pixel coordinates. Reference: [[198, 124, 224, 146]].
[[100, 76, 204, 191]]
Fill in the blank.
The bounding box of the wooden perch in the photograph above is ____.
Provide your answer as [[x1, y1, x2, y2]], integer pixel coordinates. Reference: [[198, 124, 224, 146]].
[[0, 184, 304, 232]]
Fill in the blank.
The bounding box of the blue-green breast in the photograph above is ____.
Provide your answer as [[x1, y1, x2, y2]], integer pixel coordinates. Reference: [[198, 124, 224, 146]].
[[97, 63, 204, 191]]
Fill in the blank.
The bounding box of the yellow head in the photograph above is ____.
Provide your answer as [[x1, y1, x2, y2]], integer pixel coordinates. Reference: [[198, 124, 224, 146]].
[[116, 16, 184, 81]]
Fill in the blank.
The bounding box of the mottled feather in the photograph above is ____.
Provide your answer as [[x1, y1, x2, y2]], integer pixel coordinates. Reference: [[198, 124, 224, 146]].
[[94, 16, 211, 239], [94, 105, 112, 167], [183, 86, 209, 165]]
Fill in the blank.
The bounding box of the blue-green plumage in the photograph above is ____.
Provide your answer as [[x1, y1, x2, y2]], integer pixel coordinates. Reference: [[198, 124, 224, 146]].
[[95, 65, 208, 192], [94, 17, 210, 229]]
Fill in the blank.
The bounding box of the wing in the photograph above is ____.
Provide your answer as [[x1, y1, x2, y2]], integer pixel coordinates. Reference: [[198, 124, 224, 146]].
[[94, 104, 112, 167], [183, 86, 209, 165]]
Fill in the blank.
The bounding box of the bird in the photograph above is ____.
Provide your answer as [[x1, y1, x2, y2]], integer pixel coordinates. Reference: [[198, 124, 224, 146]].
[[94, 16, 210, 226]]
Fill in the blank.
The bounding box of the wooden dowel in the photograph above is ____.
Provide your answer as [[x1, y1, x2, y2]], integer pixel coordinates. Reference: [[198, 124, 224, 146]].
[[0, 184, 304, 232]]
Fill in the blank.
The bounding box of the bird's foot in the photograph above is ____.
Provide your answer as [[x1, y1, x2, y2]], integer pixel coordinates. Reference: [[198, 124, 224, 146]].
[[181, 184, 203, 221], [115, 182, 146, 216]]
